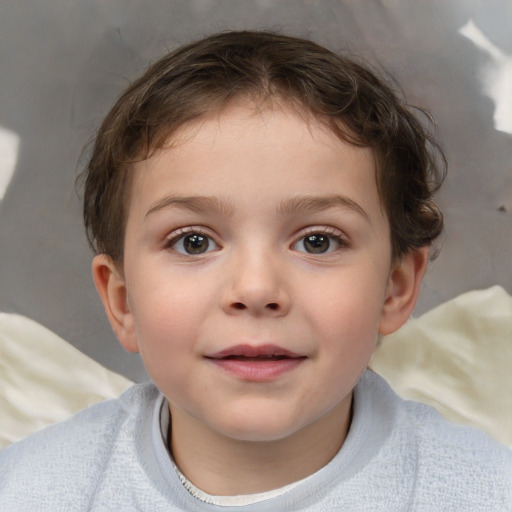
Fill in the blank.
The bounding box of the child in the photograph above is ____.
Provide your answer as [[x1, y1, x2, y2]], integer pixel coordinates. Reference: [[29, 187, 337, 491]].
[[1, 30, 511, 511]]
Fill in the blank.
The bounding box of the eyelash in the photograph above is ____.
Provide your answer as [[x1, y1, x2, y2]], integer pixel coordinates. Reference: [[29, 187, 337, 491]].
[[163, 227, 219, 255], [292, 227, 349, 255], [162, 226, 349, 256]]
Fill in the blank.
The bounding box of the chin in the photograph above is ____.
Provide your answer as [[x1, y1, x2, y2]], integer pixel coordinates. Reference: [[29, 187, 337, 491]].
[[213, 415, 306, 443]]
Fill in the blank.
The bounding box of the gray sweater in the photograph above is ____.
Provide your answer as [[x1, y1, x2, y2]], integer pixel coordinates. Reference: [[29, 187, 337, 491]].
[[1, 370, 511, 511]]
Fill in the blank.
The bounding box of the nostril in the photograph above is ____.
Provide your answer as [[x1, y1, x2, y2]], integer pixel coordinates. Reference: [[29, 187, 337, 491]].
[[228, 301, 282, 312]]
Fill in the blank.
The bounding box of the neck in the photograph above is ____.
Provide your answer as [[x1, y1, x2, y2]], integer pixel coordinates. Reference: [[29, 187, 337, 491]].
[[168, 396, 352, 496]]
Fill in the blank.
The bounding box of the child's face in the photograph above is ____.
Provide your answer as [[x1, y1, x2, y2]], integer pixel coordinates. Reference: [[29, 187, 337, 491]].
[[96, 101, 420, 444]]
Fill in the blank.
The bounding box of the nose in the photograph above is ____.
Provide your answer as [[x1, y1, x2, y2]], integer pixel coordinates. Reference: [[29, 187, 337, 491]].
[[221, 251, 291, 317]]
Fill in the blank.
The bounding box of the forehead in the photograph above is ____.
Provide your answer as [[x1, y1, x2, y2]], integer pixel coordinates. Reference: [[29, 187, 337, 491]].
[[128, 101, 382, 221]]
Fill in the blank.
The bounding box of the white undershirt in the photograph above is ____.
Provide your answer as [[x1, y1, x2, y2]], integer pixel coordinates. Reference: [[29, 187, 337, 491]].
[[158, 398, 313, 506]]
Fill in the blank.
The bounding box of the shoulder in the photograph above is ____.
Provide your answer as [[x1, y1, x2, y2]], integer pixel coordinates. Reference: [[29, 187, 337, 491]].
[[0, 381, 160, 510], [407, 399, 512, 506], [360, 371, 512, 509], [399, 388, 512, 466]]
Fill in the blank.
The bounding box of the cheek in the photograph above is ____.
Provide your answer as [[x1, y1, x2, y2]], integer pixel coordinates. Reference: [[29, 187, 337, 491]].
[[131, 265, 211, 323], [130, 293, 202, 397], [127, 278, 210, 362], [304, 271, 387, 335]]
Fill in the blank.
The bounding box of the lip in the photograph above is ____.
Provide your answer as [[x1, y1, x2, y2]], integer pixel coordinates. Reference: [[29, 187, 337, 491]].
[[207, 344, 302, 359], [205, 344, 306, 381]]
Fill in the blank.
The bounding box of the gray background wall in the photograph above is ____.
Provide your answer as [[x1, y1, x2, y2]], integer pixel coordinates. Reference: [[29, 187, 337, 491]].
[[0, 0, 510, 383]]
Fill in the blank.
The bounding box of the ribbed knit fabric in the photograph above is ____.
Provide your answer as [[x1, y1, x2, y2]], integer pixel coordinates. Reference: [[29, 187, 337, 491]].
[[1, 370, 511, 511]]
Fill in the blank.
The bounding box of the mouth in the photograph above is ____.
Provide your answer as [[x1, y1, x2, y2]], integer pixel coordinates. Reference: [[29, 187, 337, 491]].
[[206, 344, 305, 361], [205, 344, 306, 381], [220, 354, 295, 361]]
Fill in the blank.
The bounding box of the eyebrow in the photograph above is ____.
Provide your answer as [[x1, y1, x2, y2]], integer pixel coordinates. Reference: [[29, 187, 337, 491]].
[[277, 195, 371, 223], [145, 194, 370, 222], [145, 195, 236, 219]]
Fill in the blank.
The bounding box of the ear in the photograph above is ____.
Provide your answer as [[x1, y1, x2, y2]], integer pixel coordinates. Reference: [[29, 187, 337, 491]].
[[378, 246, 429, 336], [92, 254, 139, 353]]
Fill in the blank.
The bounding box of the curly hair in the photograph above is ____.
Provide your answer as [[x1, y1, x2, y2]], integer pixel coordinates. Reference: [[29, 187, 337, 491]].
[[83, 30, 445, 263]]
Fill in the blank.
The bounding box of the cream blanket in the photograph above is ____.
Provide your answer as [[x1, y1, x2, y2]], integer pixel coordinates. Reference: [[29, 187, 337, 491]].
[[370, 285, 512, 446], [0, 314, 131, 449]]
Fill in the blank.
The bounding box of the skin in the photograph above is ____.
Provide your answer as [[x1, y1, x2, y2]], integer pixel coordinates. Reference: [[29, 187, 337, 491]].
[[93, 101, 428, 495]]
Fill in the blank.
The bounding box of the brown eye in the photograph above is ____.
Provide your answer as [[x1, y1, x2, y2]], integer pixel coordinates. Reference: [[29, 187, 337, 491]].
[[303, 234, 330, 253], [292, 231, 344, 254], [183, 234, 209, 254], [169, 231, 218, 255]]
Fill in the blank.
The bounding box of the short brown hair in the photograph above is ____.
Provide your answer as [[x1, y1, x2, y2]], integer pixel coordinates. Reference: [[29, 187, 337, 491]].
[[83, 30, 445, 263]]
